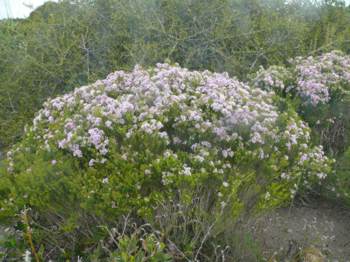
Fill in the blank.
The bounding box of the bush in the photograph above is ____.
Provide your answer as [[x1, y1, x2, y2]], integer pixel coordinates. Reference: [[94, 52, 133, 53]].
[[0, 64, 332, 260], [250, 51, 350, 153], [249, 50, 350, 204]]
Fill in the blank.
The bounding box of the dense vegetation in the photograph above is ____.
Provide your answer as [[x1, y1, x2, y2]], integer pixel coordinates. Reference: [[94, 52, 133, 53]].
[[0, 0, 350, 261], [1, 0, 350, 150]]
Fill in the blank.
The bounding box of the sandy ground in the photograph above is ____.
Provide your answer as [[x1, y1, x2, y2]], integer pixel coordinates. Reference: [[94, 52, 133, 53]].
[[246, 198, 350, 261]]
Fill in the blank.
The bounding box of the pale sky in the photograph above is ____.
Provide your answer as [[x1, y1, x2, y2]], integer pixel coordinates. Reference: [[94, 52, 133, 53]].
[[0, 0, 349, 19], [0, 0, 58, 19]]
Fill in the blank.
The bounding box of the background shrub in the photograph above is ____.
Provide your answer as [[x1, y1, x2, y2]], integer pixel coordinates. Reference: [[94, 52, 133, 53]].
[[249, 50, 350, 204]]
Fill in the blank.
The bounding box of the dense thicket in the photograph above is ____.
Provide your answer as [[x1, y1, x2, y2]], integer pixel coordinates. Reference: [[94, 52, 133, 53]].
[[0, 0, 350, 150]]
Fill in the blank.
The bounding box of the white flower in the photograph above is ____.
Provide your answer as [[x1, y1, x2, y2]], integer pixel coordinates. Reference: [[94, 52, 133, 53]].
[[105, 120, 113, 128], [316, 173, 327, 180], [220, 201, 226, 208], [281, 173, 290, 180], [23, 250, 31, 262], [182, 165, 192, 176], [89, 159, 96, 167]]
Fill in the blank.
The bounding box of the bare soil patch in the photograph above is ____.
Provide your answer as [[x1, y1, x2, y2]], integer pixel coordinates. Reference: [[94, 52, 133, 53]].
[[247, 198, 350, 261]]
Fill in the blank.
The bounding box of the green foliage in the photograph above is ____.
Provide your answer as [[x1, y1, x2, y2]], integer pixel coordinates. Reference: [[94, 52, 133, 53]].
[[103, 229, 172, 262], [111, 235, 170, 261], [327, 148, 350, 205]]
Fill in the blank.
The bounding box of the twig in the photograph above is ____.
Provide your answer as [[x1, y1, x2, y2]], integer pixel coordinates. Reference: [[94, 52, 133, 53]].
[[22, 209, 41, 262]]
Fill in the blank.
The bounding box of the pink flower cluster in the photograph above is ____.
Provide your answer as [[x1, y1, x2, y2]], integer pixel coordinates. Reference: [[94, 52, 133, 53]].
[[251, 65, 292, 92], [251, 51, 350, 106], [29, 63, 284, 161], [293, 50, 350, 105]]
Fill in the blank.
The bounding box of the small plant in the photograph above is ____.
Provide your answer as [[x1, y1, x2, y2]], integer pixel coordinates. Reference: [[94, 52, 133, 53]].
[[108, 230, 172, 262], [21, 209, 40, 262]]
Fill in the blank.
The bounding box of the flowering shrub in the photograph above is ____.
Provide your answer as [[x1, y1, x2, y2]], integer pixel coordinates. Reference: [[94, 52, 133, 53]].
[[250, 65, 294, 95], [249, 51, 350, 206], [292, 50, 350, 159], [251, 51, 350, 105], [249, 51, 350, 153], [0, 63, 331, 259], [293, 51, 350, 106]]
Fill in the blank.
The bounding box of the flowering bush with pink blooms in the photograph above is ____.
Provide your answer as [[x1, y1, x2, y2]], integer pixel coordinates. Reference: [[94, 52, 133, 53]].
[[293, 51, 350, 106], [251, 51, 350, 107], [250, 51, 350, 206], [250, 51, 350, 153], [0, 64, 332, 259], [250, 65, 294, 95]]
